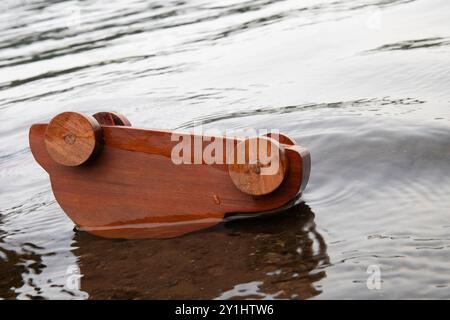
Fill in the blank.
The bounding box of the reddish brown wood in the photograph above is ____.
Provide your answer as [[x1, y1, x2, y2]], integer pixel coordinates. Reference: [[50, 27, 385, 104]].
[[29, 114, 310, 239], [44, 112, 103, 166], [228, 137, 287, 196], [290, 145, 311, 193], [93, 111, 131, 126], [264, 132, 296, 146]]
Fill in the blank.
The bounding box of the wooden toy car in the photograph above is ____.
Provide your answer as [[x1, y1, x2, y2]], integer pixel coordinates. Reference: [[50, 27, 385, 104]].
[[29, 111, 310, 239]]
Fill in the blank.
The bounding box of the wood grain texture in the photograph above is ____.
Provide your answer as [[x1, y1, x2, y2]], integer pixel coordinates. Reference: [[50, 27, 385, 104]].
[[44, 112, 103, 166], [228, 137, 287, 196], [30, 123, 309, 239], [92, 111, 131, 126]]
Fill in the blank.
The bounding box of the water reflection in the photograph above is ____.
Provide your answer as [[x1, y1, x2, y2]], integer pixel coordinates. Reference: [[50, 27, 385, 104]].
[[0, 217, 46, 299], [74, 202, 328, 299], [0, 215, 26, 299], [0, 249, 28, 299]]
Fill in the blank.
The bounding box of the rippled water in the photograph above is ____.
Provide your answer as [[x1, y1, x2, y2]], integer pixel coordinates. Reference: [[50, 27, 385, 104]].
[[1, 0, 450, 299]]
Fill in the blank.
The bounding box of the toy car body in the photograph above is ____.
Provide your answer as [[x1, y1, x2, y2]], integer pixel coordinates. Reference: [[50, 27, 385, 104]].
[[29, 112, 310, 239]]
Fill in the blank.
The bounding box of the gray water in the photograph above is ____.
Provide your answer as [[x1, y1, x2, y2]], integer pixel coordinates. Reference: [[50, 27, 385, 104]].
[[0, 0, 450, 299]]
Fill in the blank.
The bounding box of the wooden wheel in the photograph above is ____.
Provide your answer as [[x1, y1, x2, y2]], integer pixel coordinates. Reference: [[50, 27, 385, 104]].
[[263, 132, 296, 145], [93, 111, 131, 126], [228, 137, 288, 196], [44, 112, 103, 166]]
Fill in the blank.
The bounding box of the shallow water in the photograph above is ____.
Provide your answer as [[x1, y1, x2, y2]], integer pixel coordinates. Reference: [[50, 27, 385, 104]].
[[1, 0, 449, 299]]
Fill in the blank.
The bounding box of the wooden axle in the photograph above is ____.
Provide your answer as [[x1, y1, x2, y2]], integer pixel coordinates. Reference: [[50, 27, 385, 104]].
[[30, 111, 311, 239]]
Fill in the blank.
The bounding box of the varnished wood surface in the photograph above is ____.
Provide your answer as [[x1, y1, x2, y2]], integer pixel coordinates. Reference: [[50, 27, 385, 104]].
[[44, 112, 102, 166], [228, 137, 287, 196], [30, 123, 309, 239]]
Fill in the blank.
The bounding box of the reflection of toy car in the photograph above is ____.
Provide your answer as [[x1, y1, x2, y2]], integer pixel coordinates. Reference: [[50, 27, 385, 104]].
[[29, 111, 311, 239]]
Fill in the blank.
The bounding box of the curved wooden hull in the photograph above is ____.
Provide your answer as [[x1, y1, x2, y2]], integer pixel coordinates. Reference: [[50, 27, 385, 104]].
[[29, 124, 310, 238]]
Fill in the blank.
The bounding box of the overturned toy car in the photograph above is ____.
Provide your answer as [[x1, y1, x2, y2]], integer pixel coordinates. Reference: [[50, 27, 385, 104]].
[[29, 111, 310, 239]]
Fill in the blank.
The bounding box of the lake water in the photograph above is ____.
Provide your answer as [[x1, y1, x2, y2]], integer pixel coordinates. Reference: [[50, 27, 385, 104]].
[[0, 0, 449, 299]]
